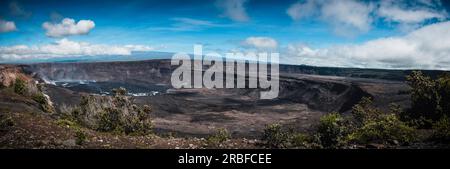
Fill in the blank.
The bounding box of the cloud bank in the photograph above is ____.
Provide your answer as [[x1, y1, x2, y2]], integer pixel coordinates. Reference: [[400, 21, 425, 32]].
[[285, 21, 450, 70], [0, 39, 155, 60], [377, 0, 447, 24], [286, 0, 448, 36], [242, 37, 278, 49], [287, 0, 374, 36], [42, 18, 95, 38]]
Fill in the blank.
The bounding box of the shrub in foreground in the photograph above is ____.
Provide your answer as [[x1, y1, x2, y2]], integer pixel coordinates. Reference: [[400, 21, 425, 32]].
[[403, 71, 450, 128], [206, 128, 231, 147], [262, 124, 289, 148], [13, 78, 27, 95], [62, 88, 153, 135], [348, 114, 416, 145], [431, 116, 450, 143], [0, 114, 14, 132], [317, 112, 347, 148]]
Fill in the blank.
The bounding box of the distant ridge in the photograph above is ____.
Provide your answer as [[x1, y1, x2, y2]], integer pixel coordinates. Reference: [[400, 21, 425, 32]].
[[17, 58, 449, 82]]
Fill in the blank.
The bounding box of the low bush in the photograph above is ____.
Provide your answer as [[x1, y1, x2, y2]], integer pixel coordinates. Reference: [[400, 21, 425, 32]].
[[61, 88, 153, 135], [431, 116, 450, 143], [317, 112, 348, 148], [289, 133, 316, 148], [206, 128, 231, 146], [13, 78, 27, 95], [261, 124, 289, 148], [402, 71, 450, 128], [348, 114, 416, 145], [75, 129, 87, 145], [32, 93, 47, 105], [351, 97, 380, 126], [96, 108, 122, 132], [0, 114, 14, 132], [55, 119, 78, 128], [32, 93, 54, 113]]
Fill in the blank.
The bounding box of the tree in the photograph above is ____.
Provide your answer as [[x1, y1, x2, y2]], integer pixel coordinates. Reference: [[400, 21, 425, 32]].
[[14, 78, 27, 95], [405, 71, 441, 126], [317, 112, 347, 148]]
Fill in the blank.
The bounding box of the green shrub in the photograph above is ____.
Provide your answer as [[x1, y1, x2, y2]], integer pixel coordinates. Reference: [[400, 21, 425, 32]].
[[13, 78, 27, 95], [122, 115, 153, 135], [437, 74, 450, 117], [348, 114, 416, 145], [262, 123, 289, 148], [0, 114, 14, 131], [260, 124, 318, 148], [32, 93, 47, 105], [407, 71, 440, 118], [351, 97, 380, 126], [289, 133, 315, 148], [75, 129, 87, 145], [32, 93, 54, 113], [403, 71, 449, 127], [431, 116, 450, 143], [62, 88, 153, 135], [68, 107, 83, 123], [56, 118, 88, 146], [317, 112, 347, 148], [206, 128, 231, 146], [96, 108, 122, 132], [346, 97, 416, 146], [55, 119, 78, 128]]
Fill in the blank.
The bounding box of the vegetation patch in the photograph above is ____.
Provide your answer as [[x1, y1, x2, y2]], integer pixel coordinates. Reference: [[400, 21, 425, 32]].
[[261, 124, 289, 148], [348, 114, 416, 145], [431, 116, 450, 143], [60, 87, 154, 135], [13, 78, 27, 95], [206, 128, 231, 147], [402, 71, 450, 128], [75, 128, 87, 145], [0, 114, 14, 132], [316, 112, 348, 148]]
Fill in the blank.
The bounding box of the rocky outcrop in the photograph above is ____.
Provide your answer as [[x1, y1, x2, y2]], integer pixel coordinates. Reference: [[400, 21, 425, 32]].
[[0, 65, 54, 113], [0, 65, 34, 87]]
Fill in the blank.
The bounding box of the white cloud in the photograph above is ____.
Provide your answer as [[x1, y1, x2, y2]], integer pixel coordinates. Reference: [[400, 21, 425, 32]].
[[287, 0, 373, 36], [0, 19, 17, 33], [286, 0, 318, 21], [242, 37, 278, 49], [321, 0, 374, 36], [377, 0, 447, 24], [285, 21, 450, 70], [0, 39, 155, 60], [216, 0, 249, 22], [42, 18, 95, 38], [123, 45, 156, 52], [286, 0, 448, 36]]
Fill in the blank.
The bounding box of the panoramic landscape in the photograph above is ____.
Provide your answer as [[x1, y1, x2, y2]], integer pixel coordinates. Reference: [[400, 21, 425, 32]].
[[1, 0, 450, 149]]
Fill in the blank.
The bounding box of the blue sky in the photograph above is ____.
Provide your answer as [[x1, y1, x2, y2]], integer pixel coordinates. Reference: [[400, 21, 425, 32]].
[[1, 0, 450, 70]]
